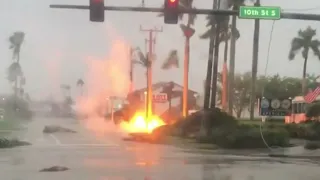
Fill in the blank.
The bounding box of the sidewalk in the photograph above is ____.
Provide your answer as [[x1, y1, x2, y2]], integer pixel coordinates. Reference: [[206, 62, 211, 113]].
[[269, 145, 320, 159]]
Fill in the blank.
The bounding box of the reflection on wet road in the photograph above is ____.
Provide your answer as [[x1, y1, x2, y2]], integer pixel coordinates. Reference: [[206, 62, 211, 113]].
[[0, 117, 320, 180]]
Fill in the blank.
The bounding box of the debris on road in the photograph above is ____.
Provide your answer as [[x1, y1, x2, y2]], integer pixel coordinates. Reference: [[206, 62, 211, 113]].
[[39, 166, 69, 172], [122, 132, 166, 144], [43, 125, 77, 133], [0, 138, 31, 148]]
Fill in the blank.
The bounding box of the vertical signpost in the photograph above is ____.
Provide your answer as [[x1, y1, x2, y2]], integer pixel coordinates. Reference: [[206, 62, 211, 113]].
[[239, 6, 281, 20]]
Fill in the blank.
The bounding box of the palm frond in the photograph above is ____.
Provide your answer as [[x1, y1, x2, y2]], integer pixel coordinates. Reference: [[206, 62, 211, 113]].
[[298, 26, 316, 40], [310, 39, 320, 59], [288, 37, 304, 60], [199, 28, 214, 39], [162, 50, 179, 69]]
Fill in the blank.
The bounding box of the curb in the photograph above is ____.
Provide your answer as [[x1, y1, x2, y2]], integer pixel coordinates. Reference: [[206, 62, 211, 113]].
[[268, 154, 320, 159]]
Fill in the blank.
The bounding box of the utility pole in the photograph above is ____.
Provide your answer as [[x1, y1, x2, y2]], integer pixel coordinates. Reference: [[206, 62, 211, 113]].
[[250, 0, 260, 120], [140, 26, 162, 120]]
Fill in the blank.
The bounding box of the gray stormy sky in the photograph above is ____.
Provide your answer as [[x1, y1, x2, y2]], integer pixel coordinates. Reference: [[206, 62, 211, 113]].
[[0, 0, 320, 100]]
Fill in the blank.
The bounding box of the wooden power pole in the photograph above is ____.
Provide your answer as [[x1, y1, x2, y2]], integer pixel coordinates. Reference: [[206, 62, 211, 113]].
[[140, 26, 162, 120]]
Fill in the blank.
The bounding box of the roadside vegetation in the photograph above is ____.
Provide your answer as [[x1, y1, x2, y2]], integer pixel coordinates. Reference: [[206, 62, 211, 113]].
[[150, 104, 320, 150]]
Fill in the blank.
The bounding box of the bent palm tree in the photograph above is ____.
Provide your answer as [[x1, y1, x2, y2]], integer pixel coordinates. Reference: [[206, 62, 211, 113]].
[[132, 47, 153, 115], [8, 31, 25, 97], [288, 26, 320, 94], [132, 47, 149, 69], [158, 0, 196, 117]]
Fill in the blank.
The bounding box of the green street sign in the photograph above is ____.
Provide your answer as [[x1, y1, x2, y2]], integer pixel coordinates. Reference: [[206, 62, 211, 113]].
[[239, 6, 281, 20]]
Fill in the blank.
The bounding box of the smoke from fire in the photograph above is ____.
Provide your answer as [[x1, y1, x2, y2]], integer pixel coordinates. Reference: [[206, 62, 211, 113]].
[[75, 28, 131, 137]]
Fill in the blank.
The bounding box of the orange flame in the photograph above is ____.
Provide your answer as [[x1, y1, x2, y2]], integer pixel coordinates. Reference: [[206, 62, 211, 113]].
[[120, 112, 165, 133]]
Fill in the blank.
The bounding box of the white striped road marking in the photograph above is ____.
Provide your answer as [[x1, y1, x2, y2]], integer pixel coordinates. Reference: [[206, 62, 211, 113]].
[[49, 134, 61, 145], [16, 143, 120, 149]]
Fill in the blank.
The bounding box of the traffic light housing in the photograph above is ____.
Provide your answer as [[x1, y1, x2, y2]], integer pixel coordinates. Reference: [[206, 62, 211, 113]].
[[90, 0, 105, 22], [164, 0, 179, 24]]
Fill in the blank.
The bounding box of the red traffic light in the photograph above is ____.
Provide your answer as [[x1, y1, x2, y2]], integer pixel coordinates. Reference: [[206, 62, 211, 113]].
[[90, 0, 105, 22], [164, 0, 179, 24], [167, 0, 178, 7]]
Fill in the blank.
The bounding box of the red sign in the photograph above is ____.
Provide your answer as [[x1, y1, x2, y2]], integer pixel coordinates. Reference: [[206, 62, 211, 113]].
[[153, 93, 167, 103]]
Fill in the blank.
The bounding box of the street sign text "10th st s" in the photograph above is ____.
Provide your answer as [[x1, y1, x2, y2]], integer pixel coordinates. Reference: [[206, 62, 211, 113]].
[[239, 6, 281, 20]]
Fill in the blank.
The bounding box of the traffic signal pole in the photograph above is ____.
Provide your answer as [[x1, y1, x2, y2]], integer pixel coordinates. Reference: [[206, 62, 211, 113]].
[[50, 5, 320, 21], [140, 26, 162, 120]]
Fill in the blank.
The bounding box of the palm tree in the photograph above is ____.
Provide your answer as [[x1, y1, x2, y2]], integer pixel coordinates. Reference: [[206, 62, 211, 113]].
[[132, 47, 150, 69], [200, 0, 234, 110], [158, 0, 196, 117], [132, 47, 153, 117], [76, 79, 85, 95], [8, 31, 25, 97], [288, 26, 320, 95], [200, 14, 238, 109]]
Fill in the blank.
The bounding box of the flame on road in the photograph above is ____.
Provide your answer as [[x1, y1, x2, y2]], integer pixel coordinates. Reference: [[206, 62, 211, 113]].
[[120, 112, 165, 133]]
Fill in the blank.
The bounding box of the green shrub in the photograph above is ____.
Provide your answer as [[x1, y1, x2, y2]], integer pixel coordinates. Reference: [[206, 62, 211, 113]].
[[173, 108, 237, 137], [284, 122, 320, 140], [208, 124, 290, 149], [306, 102, 320, 118]]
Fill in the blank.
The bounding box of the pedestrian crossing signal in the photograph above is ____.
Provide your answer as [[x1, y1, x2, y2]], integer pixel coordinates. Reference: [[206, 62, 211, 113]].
[[164, 0, 179, 24], [90, 0, 105, 22]]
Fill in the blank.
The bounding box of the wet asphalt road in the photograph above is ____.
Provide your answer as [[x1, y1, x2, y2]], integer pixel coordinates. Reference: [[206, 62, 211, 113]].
[[1, 117, 320, 180]]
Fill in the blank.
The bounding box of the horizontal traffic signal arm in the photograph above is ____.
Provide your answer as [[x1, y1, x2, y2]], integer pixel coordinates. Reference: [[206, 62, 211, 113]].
[[50, 5, 320, 21]]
